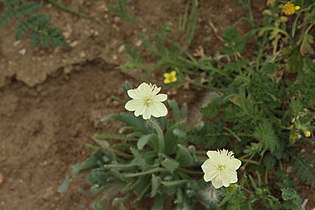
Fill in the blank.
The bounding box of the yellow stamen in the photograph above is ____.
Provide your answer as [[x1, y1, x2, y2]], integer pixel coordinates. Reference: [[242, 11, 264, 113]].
[[304, 130, 311, 138], [144, 97, 152, 106], [217, 164, 226, 171]]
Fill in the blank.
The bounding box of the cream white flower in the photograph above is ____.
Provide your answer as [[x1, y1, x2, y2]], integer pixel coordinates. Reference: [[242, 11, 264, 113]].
[[125, 82, 168, 120], [201, 149, 241, 189]]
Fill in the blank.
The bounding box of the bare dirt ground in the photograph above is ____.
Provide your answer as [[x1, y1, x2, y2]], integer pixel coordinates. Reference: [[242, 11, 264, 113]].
[[0, 0, 314, 210]]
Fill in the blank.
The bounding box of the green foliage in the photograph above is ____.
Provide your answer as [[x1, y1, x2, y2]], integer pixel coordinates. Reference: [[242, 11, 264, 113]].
[[292, 154, 315, 188], [281, 187, 302, 210], [221, 28, 246, 56], [59, 0, 315, 209], [0, 0, 65, 47], [253, 122, 279, 155], [61, 100, 211, 209]]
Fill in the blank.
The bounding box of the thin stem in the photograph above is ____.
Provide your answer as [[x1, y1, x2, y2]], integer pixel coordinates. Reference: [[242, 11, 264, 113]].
[[241, 153, 257, 169], [148, 118, 165, 153], [45, 0, 105, 27], [124, 167, 164, 178]]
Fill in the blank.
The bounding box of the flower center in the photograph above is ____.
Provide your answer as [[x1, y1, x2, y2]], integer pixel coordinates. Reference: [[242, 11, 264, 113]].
[[217, 164, 226, 171], [144, 96, 153, 106]]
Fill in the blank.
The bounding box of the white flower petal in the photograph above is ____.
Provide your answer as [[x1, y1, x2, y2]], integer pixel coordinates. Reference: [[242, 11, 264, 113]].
[[211, 178, 223, 189], [201, 159, 215, 172], [202, 149, 241, 189], [228, 158, 242, 170], [203, 170, 218, 182], [151, 85, 161, 95], [138, 82, 150, 91], [134, 104, 146, 117], [124, 82, 168, 119], [127, 89, 139, 99], [142, 108, 152, 119], [125, 99, 141, 111], [206, 151, 218, 159], [149, 102, 168, 118], [221, 173, 232, 187], [154, 94, 167, 102], [228, 171, 238, 184]]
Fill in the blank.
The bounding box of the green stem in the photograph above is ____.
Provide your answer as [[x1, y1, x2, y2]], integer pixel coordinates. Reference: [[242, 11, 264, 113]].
[[124, 167, 164, 178], [247, 0, 256, 28], [148, 118, 165, 153]]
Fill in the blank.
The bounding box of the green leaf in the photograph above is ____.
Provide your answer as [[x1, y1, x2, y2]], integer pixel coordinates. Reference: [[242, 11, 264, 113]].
[[281, 187, 302, 209], [300, 33, 314, 56], [173, 128, 186, 138], [101, 113, 146, 132], [292, 154, 315, 187], [254, 121, 279, 154], [169, 100, 181, 122], [152, 194, 165, 210], [16, 2, 40, 16], [137, 134, 157, 150], [58, 175, 72, 193], [151, 175, 161, 197], [181, 103, 188, 121], [161, 179, 188, 187], [94, 133, 137, 141], [161, 158, 180, 173], [176, 144, 196, 166], [94, 139, 110, 149]]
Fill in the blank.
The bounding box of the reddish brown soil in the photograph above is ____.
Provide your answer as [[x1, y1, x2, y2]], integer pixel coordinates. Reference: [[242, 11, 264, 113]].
[[0, 0, 314, 210]]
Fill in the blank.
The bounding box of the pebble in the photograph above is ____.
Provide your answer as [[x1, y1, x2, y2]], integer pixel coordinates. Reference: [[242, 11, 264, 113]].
[[80, 52, 86, 58], [70, 41, 79, 48], [135, 40, 143, 47], [13, 41, 21, 46], [18, 48, 26, 55], [63, 31, 72, 39], [118, 45, 125, 53]]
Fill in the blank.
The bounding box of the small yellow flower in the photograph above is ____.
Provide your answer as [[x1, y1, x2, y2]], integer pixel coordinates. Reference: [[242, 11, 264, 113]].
[[164, 71, 177, 84], [304, 130, 311, 138], [282, 2, 300, 15]]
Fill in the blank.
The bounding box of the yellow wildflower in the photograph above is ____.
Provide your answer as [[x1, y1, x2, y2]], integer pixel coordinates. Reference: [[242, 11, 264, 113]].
[[164, 71, 177, 84], [282, 2, 300, 15], [304, 130, 311, 138]]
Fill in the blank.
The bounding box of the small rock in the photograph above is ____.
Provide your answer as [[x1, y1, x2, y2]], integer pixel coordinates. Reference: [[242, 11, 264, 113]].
[[80, 52, 86, 58], [118, 45, 125, 53], [63, 31, 72, 39], [70, 41, 78, 47], [114, 16, 121, 22], [135, 40, 143, 47], [13, 41, 21, 46], [18, 48, 26, 55], [63, 65, 73, 74]]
